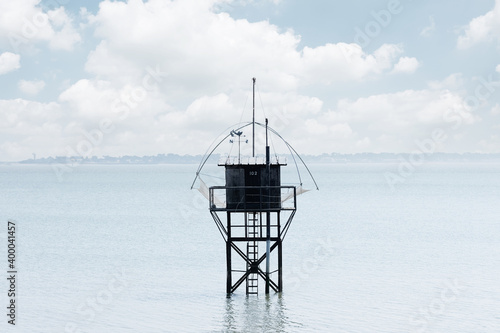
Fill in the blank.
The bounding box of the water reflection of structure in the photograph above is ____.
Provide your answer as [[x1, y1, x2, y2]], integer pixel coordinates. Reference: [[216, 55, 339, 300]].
[[223, 294, 301, 332]]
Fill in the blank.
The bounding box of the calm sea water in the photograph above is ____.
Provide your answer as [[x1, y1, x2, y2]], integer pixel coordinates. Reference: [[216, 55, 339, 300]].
[[1, 162, 499, 332]]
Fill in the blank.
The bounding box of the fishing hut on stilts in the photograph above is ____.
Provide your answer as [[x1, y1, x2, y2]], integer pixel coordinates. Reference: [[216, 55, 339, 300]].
[[191, 78, 318, 295]]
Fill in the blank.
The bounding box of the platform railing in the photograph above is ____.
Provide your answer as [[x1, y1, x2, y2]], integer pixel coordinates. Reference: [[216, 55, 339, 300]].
[[209, 186, 296, 211]]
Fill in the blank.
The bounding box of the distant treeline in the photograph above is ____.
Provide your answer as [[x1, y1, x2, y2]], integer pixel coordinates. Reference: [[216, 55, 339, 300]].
[[14, 152, 500, 164], [18, 153, 217, 164]]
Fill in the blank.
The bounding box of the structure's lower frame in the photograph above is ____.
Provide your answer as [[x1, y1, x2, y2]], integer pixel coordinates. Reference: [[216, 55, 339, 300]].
[[210, 208, 295, 295]]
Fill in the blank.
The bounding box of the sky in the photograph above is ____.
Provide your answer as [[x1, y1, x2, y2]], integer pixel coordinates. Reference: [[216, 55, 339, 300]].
[[1, 0, 500, 161]]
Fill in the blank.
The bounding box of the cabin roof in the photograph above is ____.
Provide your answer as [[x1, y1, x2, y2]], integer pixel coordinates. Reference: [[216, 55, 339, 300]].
[[218, 156, 287, 166]]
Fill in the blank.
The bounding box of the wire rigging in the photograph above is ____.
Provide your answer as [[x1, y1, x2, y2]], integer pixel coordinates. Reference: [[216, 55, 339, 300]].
[[190, 121, 319, 191], [255, 121, 319, 190], [190, 122, 253, 189]]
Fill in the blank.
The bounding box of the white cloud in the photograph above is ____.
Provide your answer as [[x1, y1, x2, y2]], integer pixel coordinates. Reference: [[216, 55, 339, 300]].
[[428, 73, 465, 90], [0, 98, 64, 161], [230, 0, 283, 4], [0, 1, 81, 52], [302, 43, 407, 83], [59, 79, 119, 119], [491, 103, 500, 115], [392, 56, 420, 74], [496, 64, 500, 73], [9, 0, 494, 161], [457, 0, 500, 49], [0, 77, 175, 161], [18, 79, 45, 95], [53, 0, 419, 159], [86, 0, 414, 94], [0, 52, 20, 74], [46, 7, 82, 51], [292, 88, 479, 154], [86, 0, 305, 96], [49, 74, 329, 160]]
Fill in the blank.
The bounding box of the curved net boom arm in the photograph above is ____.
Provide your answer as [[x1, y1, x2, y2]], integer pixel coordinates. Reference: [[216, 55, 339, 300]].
[[190, 122, 252, 189], [190, 121, 319, 191], [254, 121, 319, 191]]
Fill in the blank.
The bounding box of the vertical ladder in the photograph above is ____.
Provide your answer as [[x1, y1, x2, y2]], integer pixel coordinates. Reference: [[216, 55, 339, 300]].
[[246, 212, 259, 294]]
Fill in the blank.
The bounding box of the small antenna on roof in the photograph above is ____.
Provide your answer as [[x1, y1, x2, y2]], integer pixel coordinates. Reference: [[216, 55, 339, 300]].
[[229, 130, 246, 164]]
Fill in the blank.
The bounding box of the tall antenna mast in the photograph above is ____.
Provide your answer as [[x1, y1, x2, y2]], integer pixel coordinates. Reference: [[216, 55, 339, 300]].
[[252, 77, 256, 157]]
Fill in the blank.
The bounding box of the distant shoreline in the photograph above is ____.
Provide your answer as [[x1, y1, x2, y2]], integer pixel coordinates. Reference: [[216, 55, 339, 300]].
[[2, 153, 500, 164]]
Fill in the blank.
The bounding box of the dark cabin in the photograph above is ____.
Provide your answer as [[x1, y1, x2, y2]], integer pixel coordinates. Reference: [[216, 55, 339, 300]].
[[220, 157, 286, 210]]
